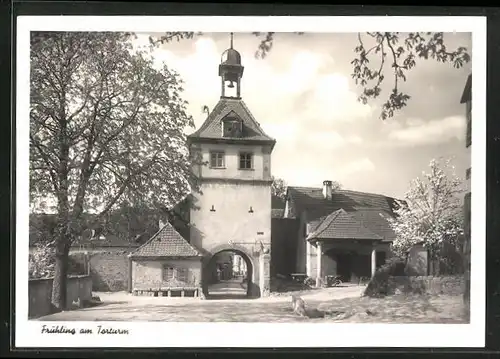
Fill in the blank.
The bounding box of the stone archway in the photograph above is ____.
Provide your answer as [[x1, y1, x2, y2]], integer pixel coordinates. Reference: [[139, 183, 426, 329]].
[[202, 244, 260, 299]]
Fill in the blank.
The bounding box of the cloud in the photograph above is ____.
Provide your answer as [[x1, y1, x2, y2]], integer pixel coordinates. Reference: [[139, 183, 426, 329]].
[[386, 116, 466, 146], [338, 158, 376, 176], [302, 131, 364, 151], [132, 35, 373, 129]]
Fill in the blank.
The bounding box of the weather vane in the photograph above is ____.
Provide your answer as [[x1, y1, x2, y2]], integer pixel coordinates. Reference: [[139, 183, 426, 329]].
[[230, 32, 234, 49]]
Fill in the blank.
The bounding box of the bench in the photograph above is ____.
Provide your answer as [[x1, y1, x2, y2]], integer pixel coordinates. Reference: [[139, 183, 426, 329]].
[[133, 287, 201, 298]]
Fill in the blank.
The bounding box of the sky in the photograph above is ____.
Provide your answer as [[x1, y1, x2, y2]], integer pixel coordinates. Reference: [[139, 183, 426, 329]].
[[133, 32, 472, 200]]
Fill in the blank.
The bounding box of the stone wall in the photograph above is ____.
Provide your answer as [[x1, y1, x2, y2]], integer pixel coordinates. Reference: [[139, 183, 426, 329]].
[[28, 275, 92, 318], [389, 275, 465, 296], [70, 251, 131, 292], [132, 259, 202, 290]]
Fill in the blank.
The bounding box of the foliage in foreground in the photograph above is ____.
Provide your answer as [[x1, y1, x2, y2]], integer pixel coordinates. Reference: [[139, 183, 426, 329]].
[[29, 242, 55, 279]]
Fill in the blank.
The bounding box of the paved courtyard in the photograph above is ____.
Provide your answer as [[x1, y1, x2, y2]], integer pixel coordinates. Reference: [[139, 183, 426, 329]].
[[37, 285, 364, 322], [35, 284, 467, 323]]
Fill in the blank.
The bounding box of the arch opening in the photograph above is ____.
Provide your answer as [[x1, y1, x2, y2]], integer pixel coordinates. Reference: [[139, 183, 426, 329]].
[[203, 249, 255, 299]]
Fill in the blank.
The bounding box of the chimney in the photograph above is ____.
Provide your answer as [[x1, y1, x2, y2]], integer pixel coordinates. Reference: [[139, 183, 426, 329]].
[[322, 180, 333, 200], [159, 219, 165, 229]]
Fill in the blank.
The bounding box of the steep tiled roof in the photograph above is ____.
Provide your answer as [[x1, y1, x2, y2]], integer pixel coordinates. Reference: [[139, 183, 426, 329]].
[[130, 222, 202, 258], [187, 98, 275, 142], [288, 186, 402, 242], [307, 209, 383, 241]]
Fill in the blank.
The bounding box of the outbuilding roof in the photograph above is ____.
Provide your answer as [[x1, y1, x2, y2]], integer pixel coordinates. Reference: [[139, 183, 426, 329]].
[[130, 222, 202, 258]]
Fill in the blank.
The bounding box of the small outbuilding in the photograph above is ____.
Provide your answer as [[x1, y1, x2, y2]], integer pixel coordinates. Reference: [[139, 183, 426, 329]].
[[129, 222, 204, 297]]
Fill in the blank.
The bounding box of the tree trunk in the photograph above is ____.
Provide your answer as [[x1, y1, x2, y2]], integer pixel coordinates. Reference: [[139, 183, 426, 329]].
[[51, 232, 70, 311]]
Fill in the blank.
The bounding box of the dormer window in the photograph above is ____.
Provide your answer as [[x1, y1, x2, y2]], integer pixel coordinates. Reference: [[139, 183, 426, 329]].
[[222, 117, 243, 138]]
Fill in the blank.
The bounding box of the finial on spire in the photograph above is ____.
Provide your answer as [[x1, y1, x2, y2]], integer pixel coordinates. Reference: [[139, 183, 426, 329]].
[[230, 32, 234, 49]]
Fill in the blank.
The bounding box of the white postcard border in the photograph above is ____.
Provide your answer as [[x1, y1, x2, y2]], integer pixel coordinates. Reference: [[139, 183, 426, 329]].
[[16, 15, 487, 348]]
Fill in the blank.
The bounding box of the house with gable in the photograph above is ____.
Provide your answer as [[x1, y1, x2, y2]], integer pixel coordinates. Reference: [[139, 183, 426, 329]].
[[129, 221, 204, 297], [282, 180, 401, 285]]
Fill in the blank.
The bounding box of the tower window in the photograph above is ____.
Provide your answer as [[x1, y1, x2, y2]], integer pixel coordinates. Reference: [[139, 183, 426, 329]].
[[223, 118, 243, 138], [239, 152, 253, 170], [210, 151, 225, 168]]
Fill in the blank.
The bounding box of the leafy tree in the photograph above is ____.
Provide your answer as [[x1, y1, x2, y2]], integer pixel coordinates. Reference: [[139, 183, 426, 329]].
[[271, 176, 287, 200], [350, 32, 470, 120], [30, 32, 200, 310], [152, 32, 470, 120], [388, 158, 464, 275]]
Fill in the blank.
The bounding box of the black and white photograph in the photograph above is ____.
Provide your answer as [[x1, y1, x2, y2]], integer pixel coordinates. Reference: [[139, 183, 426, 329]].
[[16, 15, 486, 348]]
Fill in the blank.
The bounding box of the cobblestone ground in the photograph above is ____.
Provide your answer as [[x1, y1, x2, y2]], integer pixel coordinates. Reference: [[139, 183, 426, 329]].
[[36, 286, 467, 323]]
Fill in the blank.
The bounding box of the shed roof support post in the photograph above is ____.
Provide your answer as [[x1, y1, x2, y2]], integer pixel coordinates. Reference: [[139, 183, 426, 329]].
[[371, 244, 377, 278], [316, 241, 322, 287]]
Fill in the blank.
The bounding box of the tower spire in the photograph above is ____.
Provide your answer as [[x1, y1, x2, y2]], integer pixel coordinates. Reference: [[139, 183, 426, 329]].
[[230, 32, 234, 49]]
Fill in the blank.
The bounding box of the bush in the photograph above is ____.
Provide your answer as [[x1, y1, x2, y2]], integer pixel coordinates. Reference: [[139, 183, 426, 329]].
[[303, 276, 316, 287], [363, 257, 410, 297], [29, 242, 55, 279]]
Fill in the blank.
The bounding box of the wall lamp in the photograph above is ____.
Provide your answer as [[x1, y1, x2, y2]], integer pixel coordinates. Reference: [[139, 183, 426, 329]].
[[248, 206, 254, 213], [210, 205, 216, 212]]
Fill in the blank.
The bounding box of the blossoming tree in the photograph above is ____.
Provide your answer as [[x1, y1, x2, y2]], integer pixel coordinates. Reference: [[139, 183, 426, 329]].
[[389, 158, 465, 275]]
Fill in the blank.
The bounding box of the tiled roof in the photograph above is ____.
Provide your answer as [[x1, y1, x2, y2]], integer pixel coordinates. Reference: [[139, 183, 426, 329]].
[[72, 236, 141, 248], [307, 209, 383, 241], [287, 187, 401, 220], [187, 98, 275, 142], [288, 186, 401, 242], [130, 222, 202, 258]]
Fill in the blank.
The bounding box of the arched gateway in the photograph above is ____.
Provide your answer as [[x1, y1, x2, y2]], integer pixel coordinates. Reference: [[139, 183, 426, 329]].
[[203, 245, 256, 298], [186, 33, 275, 299]]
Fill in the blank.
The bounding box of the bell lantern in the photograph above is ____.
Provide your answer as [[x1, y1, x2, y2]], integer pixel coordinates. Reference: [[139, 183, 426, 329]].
[[219, 32, 244, 98]]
